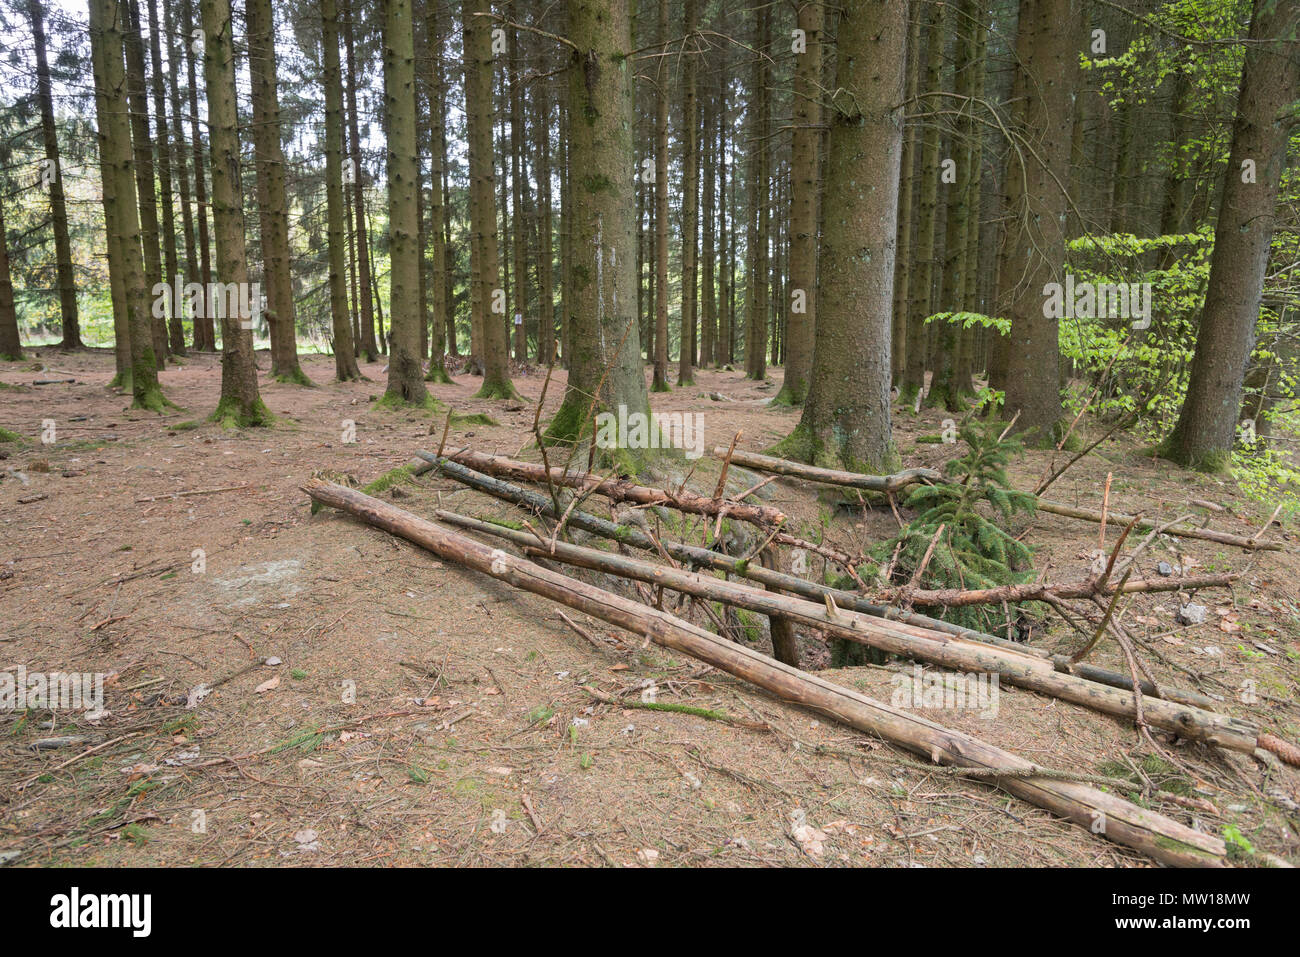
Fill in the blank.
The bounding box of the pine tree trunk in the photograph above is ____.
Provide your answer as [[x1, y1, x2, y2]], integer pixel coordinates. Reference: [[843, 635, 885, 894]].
[[776, 0, 822, 405], [199, 0, 267, 425], [717, 69, 730, 366], [143, 0, 182, 357], [424, 0, 452, 382], [247, 0, 304, 383], [182, 0, 214, 351], [775, 0, 904, 472], [1162, 0, 1299, 470], [322, 0, 360, 381], [928, 0, 977, 412], [997, 0, 1083, 442], [558, 100, 571, 367], [900, 1, 945, 406], [651, 0, 670, 392], [90, 0, 166, 408], [463, 0, 517, 398], [544, 0, 650, 457], [891, 3, 922, 386], [534, 85, 556, 366], [164, 0, 198, 353], [0, 192, 20, 360], [744, 3, 770, 381], [676, 0, 700, 386], [508, 2, 529, 363], [378, 0, 429, 404], [29, 0, 81, 350], [700, 70, 716, 370], [123, 0, 167, 366], [345, 0, 379, 362], [90, 45, 130, 382]]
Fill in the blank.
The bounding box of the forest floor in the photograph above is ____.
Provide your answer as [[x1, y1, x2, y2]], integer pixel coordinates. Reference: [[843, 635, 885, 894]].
[[1, 347, 1298, 868]]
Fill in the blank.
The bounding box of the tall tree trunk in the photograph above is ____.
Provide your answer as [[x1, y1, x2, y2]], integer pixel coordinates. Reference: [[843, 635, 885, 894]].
[[892, 2, 922, 386], [380, 0, 429, 404], [425, 0, 452, 383], [123, 0, 167, 366], [996, 0, 1083, 442], [508, 2, 530, 363], [700, 69, 716, 370], [90, 33, 131, 382], [183, 0, 215, 351], [322, 0, 361, 381], [145, 0, 182, 356], [776, 0, 822, 405], [717, 67, 730, 366], [928, 0, 977, 411], [775, 0, 904, 472], [558, 98, 571, 367], [899, 1, 944, 406], [0, 192, 20, 360], [200, 0, 268, 425], [247, 0, 305, 383], [90, 0, 166, 408], [744, 3, 770, 381], [464, 0, 518, 398], [1162, 0, 1300, 470], [677, 0, 700, 386], [544, 0, 650, 457], [345, 0, 379, 362], [651, 0, 670, 392], [164, 0, 199, 352], [535, 84, 556, 366], [29, 0, 81, 350]]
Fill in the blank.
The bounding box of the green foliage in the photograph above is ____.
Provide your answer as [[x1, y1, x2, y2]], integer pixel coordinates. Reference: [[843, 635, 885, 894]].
[[923, 310, 1012, 336], [869, 418, 1037, 635]]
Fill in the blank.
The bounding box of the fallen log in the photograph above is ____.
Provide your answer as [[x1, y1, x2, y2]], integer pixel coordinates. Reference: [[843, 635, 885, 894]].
[[429, 448, 786, 527], [1037, 500, 1285, 552], [435, 509, 1268, 760], [709, 446, 942, 492], [303, 478, 1228, 868], [418, 454, 1220, 708], [894, 573, 1240, 608]]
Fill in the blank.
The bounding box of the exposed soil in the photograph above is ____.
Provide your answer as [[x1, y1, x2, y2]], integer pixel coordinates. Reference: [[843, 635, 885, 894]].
[[1, 348, 1297, 867]]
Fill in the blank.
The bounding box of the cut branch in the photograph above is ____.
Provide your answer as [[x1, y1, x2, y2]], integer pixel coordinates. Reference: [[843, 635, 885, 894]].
[[709, 446, 942, 492], [423, 448, 786, 527]]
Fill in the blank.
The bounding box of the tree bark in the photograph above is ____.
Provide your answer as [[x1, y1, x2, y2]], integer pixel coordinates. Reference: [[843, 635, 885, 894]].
[[543, 0, 649, 453], [344, 0, 379, 362], [90, 0, 166, 408], [122, 0, 167, 366], [651, 0, 671, 392], [247, 0, 305, 383], [1161, 0, 1300, 470], [775, 0, 822, 405], [182, 0, 215, 351], [996, 0, 1083, 442], [0, 192, 20, 360], [899, 1, 945, 406], [424, 0, 452, 383], [321, 0, 361, 381], [676, 0, 700, 386], [744, 3, 770, 381], [29, 0, 81, 350], [164, 0, 199, 353], [199, 0, 267, 425], [463, 0, 518, 398], [776, 0, 904, 472]]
